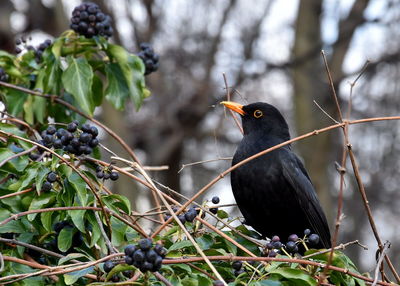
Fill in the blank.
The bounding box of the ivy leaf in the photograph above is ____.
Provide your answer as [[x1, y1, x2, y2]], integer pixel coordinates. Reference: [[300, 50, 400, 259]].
[[68, 172, 88, 205], [40, 211, 53, 232], [2, 88, 28, 116], [268, 268, 317, 286], [62, 56, 94, 115], [168, 240, 193, 251], [28, 192, 55, 220], [105, 63, 129, 110], [69, 210, 86, 233], [92, 74, 104, 106], [64, 266, 94, 285], [58, 226, 74, 252], [106, 44, 147, 110]]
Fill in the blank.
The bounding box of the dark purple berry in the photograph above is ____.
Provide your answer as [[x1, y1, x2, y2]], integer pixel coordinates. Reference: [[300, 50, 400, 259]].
[[285, 241, 297, 253], [304, 229, 311, 236], [111, 275, 120, 282], [81, 123, 91, 133], [268, 251, 277, 257], [211, 196, 220, 204], [145, 249, 158, 263], [308, 234, 320, 246], [124, 244, 136, 256], [96, 171, 104, 179], [43, 134, 54, 144], [210, 208, 218, 214], [79, 132, 92, 143], [110, 172, 119, 181], [232, 260, 242, 270], [133, 249, 145, 262], [67, 122, 77, 132], [125, 255, 134, 265], [154, 244, 167, 257], [41, 181, 52, 191], [272, 235, 280, 242], [138, 238, 152, 251], [53, 139, 63, 149], [89, 126, 98, 137], [103, 260, 115, 273], [47, 172, 57, 183], [46, 126, 56, 135], [288, 234, 299, 242], [89, 138, 99, 147], [178, 214, 186, 224]]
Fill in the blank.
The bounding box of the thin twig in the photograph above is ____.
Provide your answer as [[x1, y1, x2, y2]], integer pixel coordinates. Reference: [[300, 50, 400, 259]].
[[178, 157, 232, 173], [372, 242, 391, 286], [222, 73, 244, 134], [153, 272, 173, 286], [93, 201, 116, 254], [313, 100, 339, 124]]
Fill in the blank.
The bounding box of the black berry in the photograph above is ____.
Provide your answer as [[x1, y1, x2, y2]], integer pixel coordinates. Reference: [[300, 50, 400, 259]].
[[133, 249, 145, 262], [308, 234, 320, 246], [138, 238, 152, 251], [288, 234, 299, 242], [232, 260, 242, 271], [124, 244, 136, 256], [285, 241, 298, 253], [125, 255, 134, 265], [211, 196, 220, 204], [67, 122, 77, 132], [41, 181, 52, 191], [304, 229, 311, 236], [103, 260, 115, 273], [46, 172, 57, 183], [110, 171, 119, 181], [210, 208, 218, 214]]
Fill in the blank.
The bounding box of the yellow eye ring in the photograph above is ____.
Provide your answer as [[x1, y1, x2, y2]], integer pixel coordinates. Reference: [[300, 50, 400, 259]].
[[253, 110, 263, 118]]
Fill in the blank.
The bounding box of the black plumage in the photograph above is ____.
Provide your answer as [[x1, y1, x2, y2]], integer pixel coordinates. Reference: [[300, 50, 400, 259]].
[[222, 101, 331, 249]]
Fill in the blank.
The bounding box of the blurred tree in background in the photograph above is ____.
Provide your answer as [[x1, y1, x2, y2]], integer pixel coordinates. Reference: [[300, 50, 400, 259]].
[[1, 0, 400, 272]]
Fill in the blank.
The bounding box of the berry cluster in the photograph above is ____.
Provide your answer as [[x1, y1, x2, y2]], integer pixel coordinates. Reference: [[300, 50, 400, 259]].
[[70, 2, 113, 38], [265, 229, 321, 257], [29, 121, 99, 160], [0, 67, 9, 82], [41, 171, 57, 192], [123, 238, 167, 272], [232, 260, 245, 276], [210, 195, 220, 214], [165, 205, 198, 224], [137, 43, 159, 75], [15, 38, 52, 62], [95, 165, 119, 181]]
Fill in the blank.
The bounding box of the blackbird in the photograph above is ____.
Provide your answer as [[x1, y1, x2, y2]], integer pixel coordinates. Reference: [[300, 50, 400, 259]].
[[221, 101, 331, 249]]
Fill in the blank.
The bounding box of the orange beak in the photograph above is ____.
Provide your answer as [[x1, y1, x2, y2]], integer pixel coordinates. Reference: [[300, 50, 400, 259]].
[[220, 101, 245, 116]]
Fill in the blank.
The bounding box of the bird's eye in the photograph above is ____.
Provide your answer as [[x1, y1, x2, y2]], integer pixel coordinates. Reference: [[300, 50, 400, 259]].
[[253, 110, 263, 118]]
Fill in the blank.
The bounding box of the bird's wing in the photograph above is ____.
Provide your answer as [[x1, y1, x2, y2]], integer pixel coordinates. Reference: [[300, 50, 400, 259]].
[[280, 150, 331, 248]]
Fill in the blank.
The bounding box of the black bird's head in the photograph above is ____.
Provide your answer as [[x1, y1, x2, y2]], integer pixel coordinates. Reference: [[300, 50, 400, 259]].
[[221, 101, 290, 141]]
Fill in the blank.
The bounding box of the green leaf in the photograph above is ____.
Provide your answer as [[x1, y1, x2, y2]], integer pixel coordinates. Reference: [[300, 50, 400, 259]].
[[40, 211, 53, 232], [103, 194, 131, 214], [217, 209, 229, 219], [168, 240, 193, 251], [28, 192, 55, 220], [64, 266, 94, 285], [35, 165, 50, 194], [43, 56, 62, 94], [105, 63, 129, 110], [62, 56, 94, 115], [0, 147, 29, 173], [268, 268, 317, 286], [195, 234, 214, 250], [68, 172, 88, 205], [87, 213, 101, 247], [15, 164, 40, 192], [69, 210, 86, 233], [106, 44, 147, 110], [58, 226, 74, 252], [92, 74, 104, 106], [2, 88, 28, 116], [59, 253, 88, 265], [111, 216, 127, 247]]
